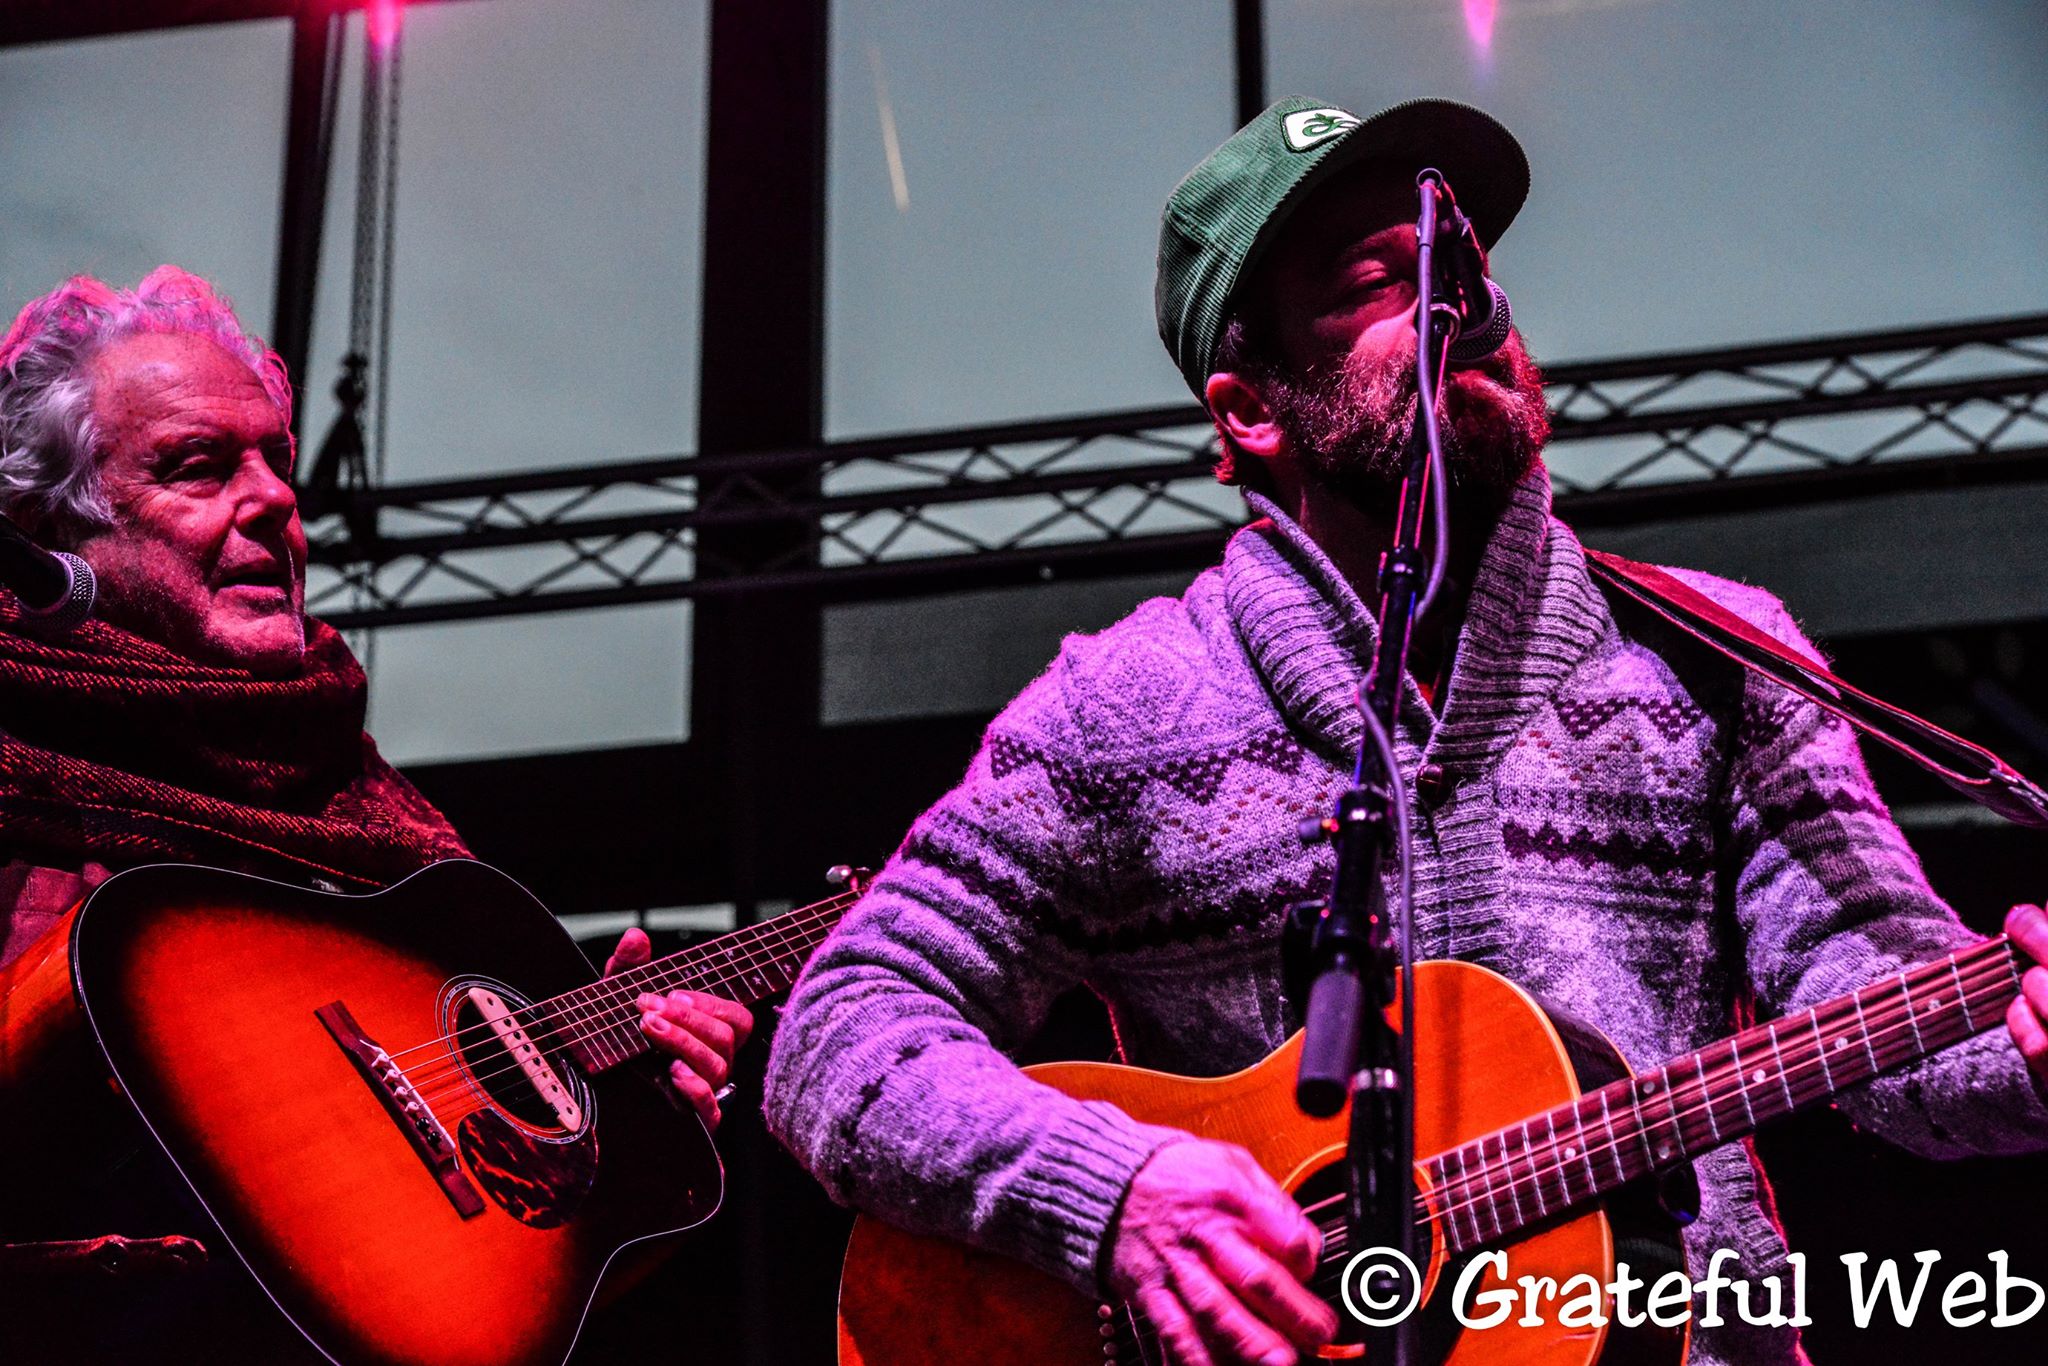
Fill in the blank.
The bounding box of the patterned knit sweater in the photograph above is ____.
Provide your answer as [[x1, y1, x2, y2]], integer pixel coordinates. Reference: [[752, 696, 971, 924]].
[[763, 468, 2048, 1365]]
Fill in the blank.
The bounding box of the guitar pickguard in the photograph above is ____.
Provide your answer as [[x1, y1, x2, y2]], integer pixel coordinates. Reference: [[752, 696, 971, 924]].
[[457, 1108, 600, 1229]]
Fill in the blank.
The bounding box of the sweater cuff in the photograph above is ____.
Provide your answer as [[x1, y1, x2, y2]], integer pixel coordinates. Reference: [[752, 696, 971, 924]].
[[1850, 1028, 2048, 1160], [1939, 1030, 2048, 1154], [1009, 1099, 1192, 1296]]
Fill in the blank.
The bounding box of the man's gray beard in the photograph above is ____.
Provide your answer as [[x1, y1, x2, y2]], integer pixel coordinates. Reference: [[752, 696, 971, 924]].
[[1262, 333, 1551, 511]]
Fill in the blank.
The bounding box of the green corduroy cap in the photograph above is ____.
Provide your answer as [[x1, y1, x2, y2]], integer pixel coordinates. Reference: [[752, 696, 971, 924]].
[[1155, 95, 1531, 399]]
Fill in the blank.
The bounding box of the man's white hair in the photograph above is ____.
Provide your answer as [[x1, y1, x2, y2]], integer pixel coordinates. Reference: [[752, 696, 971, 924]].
[[0, 266, 292, 539]]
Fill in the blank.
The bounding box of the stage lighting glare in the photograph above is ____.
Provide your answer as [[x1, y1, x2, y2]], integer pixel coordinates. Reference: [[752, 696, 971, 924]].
[[369, 0, 404, 51], [1464, 0, 1498, 51]]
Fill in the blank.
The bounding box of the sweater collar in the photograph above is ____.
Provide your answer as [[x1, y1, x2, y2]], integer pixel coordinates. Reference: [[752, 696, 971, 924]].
[[1222, 464, 1608, 772]]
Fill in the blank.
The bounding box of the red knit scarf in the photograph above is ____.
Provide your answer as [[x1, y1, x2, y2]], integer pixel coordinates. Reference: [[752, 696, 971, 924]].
[[0, 604, 470, 890]]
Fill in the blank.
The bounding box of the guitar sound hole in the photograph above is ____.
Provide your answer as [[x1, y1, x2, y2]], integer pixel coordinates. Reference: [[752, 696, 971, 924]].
[[442, 980, 592, 1134], [1293, 1163, 1441, 1355]]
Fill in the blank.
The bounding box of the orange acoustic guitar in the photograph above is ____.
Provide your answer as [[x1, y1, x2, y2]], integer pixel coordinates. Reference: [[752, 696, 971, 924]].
[[838, 935, 2031, 1365], [0, 858, 857, 1366]]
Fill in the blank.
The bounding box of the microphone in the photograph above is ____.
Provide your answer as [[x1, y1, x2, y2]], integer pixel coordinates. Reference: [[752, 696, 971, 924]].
[[0, 514, 96, 632], [1446, 276, 1512, 366], [1425, 175, 1514, 365]]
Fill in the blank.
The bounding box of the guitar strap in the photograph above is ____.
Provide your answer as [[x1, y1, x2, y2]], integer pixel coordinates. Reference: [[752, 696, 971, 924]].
[[1583, 548, 2048, 831]]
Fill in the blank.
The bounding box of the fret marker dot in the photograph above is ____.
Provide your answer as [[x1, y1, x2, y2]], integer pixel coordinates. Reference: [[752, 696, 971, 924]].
[[1658, 1144, 1673, 1160], [1835, 1039, 1848, 1051], [1752, 1069, 1765, 1084], [1564, 1146, 1576, 1159]]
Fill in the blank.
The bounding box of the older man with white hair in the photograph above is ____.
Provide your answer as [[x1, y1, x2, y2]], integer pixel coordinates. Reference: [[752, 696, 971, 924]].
[[0, 268, 458, 946], [0, 268, 747, 1362]]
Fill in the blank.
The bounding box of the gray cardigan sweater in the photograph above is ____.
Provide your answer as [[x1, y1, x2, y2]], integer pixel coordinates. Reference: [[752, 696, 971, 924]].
[[763, 469, 2048, 1364]]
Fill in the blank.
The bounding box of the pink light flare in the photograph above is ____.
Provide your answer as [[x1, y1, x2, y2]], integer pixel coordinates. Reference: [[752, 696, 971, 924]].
[[1463, 0, 1498, 52], [367, 0, 404, 52]]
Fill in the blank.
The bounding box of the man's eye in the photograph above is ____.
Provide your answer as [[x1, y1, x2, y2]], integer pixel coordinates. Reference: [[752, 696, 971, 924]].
[[1336, 275, 1390, 305], [170, 449, 226, 478]]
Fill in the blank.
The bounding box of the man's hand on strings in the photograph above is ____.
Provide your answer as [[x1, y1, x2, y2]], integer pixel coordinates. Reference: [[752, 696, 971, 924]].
[[2003, 905, 2048, 1093], [1107, 1139, 1338, 1366], [605, 927, 755, 1132]]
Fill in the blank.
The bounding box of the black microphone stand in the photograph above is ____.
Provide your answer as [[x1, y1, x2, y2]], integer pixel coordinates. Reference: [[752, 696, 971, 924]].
[[1285, 169, 1462, 1365]]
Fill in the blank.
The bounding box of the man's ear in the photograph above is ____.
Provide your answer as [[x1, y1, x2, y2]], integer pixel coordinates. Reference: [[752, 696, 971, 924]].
[[1204, 371, 1285, 463]]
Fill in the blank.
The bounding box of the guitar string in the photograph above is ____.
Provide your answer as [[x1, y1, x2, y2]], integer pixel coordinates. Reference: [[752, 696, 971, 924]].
[[386, 893, 855, 1087], [400, 901, 848, 1103], [378, 890, 858, 1074], [406, 889, 1998, 1110], [425, 941, 2012, 1181], [399, 894, 861, 1106], [1090, 952, 2019, 1356], [413, 905, 855, 1125], [1423, 958, 2015, 1232], [400, 898, 854, 1105], [1423, 947, 2015, 1222], [1315, 944, 1991, 1253], [1115, 1215, 1391, 1363], [1277, 947, 2012, 1234], [1427, 960, 2014, 1231], [1113, 953, 2016, 1353], [399, 899, 853, 1107], [425, 943, 2009, 1221], [1122, 968, 1991, 1366], [1113, 1193, 1381, 1354], [1138, 950, 2015, 1269], [1425, 939, 2013, 1205], [407, 936, 2010, 1237], [382, 902, 855, 1107], [401, 961, 2024, 1366], [535, 899, 850, 1040]]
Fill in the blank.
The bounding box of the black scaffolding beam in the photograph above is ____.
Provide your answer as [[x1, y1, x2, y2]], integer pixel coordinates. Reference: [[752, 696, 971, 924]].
[[270, 3, 340, 441], [1234, 0, 1266, 127], [688, 5, 834, 1364]]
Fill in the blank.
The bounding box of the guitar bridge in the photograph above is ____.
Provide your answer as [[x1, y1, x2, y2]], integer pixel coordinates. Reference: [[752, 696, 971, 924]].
[[316, 1000, 485, 1219]]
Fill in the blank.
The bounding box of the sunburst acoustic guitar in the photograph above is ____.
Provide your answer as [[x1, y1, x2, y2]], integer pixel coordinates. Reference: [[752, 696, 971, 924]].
[[0, 858, 859, 1366], [838, 934, 2032, 1365]]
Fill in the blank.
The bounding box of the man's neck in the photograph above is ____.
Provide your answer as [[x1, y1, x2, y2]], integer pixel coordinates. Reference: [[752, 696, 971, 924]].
[[1282, 474, 1500, 686]]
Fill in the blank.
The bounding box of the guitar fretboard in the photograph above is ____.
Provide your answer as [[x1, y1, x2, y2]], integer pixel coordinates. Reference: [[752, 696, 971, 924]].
[[1422, 936, 2022, 1254], [530, 891, 857, 1072]]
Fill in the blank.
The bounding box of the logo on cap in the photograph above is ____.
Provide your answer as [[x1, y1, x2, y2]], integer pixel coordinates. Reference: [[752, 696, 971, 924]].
[[1281, 108, 1360, 153]]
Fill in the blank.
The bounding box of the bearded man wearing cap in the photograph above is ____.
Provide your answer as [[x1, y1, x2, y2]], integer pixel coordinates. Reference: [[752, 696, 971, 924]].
[[765, 98, 2048, 1366]]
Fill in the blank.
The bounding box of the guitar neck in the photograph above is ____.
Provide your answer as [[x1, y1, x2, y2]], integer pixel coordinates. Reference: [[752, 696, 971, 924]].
[[1426, 936, 2024, 1254], [538, 890, 858, 1072]]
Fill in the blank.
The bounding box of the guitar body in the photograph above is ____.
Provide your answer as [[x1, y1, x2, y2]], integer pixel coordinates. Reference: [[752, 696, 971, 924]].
[[838, 960, 1690, 1366], [12, 860, 721, 1366]]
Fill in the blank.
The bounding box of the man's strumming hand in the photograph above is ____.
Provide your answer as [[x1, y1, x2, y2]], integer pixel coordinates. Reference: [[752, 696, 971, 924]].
[[1107, 1139, 1338, 1366]]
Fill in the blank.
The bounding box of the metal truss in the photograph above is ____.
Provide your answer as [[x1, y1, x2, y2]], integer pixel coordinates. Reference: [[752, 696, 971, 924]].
[[305, 313, 2048, 629], [1544, 312, 2048, 523]]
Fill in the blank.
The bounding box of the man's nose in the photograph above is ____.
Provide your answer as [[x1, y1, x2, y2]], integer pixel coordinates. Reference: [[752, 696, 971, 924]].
[[233, 451, 299, 525]]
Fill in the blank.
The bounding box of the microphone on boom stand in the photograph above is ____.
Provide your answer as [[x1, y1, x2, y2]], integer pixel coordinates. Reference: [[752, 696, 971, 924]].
[[1283, 165, 1501, 1366], [1430, 178, 1514, 366]]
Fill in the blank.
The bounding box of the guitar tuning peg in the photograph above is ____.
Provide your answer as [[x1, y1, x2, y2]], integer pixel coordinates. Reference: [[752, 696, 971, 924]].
[[826, 864, 876, 894]]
